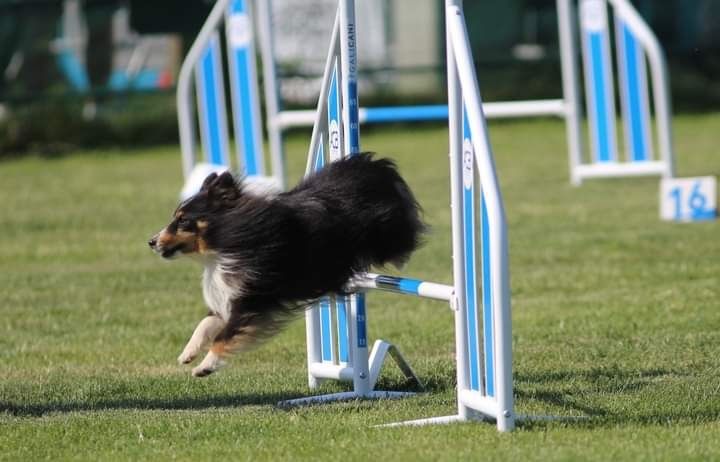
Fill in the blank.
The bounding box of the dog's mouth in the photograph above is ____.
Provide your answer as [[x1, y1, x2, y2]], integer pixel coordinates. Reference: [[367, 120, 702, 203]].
[[149, 238, 184, 259], [159, 244, 184, 259]]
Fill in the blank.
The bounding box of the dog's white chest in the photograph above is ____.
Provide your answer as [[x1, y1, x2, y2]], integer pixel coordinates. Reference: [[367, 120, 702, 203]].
[[202, 259, 238, 322]]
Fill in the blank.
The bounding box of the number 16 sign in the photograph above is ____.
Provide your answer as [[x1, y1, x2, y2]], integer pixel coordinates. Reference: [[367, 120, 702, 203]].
[[660, 176, 717, 222]]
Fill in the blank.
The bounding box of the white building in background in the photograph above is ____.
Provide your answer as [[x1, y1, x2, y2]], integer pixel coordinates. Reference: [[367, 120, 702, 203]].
[[271, 0, 441, 104]]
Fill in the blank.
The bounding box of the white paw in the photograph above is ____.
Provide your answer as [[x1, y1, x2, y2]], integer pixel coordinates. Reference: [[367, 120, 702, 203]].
[[177, 349, 197, 365], [191, 352, 225, 377]]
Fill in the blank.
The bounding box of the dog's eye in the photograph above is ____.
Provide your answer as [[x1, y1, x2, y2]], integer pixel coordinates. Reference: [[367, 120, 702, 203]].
[[177, 217, 191, 228]]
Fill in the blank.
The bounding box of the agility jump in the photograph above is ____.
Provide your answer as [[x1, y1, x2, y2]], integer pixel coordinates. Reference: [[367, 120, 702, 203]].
[[261, 0, 676, 185], [273, 0, 515, 431], [177, 0, 675, 186]]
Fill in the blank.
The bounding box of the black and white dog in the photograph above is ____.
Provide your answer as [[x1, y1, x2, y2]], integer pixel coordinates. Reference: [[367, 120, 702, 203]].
[[148, 153, 425, 377]]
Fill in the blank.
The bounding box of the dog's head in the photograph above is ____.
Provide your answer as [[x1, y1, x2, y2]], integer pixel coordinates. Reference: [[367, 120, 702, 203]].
[[148, 171, 241, 259]]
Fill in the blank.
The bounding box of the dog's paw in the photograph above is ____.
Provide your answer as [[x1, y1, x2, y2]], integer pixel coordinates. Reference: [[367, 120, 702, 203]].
[[177, 350, 197, 365], [191, 351, 225, 377], [191, 366, 215, 377]]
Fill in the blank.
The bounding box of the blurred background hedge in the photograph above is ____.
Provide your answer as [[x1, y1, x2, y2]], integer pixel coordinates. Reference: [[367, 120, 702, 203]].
[[1, 0, 718, 157]]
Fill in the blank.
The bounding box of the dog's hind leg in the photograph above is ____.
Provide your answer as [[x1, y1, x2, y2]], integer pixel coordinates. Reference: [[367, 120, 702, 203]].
[[178, 314, 225, 365]]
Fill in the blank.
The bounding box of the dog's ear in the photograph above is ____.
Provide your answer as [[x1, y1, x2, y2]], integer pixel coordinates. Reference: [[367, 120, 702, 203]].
[[206, 171, 241, 207], [200, 172, 219, 192]]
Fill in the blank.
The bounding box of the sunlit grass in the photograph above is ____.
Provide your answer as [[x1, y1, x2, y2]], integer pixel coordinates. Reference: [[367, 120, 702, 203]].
[[1, 114, 719, 461]]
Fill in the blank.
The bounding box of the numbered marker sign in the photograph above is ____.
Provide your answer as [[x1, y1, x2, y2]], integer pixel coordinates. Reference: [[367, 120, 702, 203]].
[[660, 177, 717, 222]]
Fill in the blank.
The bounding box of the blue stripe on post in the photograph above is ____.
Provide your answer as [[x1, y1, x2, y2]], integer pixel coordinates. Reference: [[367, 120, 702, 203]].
[[233, 47, 261, 174], [229, 0, 245, 13], [57, 52, 90, 91], [314, 141, 324, 171], [480, 193, 495, 397], [313, 142, 334, 362], [462, 107, 481, 393], [326, 62, 350, 362], [342, 48, 364, 351], [319, 298, 333, 362], [621, 23, 650, 162], [356, 292, 367, 348], [336, 297, 349, 363], [347, 81, 360, 155], [374, 275, 421, 295], [227, 0, 263, 175], [199, 39, 229, 166], [398, 278, 422, 295], [328, 63, 341, 160], [588, 32, 615, 163]]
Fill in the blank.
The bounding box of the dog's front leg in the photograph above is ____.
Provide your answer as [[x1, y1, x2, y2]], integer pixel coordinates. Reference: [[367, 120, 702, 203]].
[[191, 324, 237, 377], [191, 308, 265, 377], [178, 315, 225, 365], [191, 349, 226, 377]]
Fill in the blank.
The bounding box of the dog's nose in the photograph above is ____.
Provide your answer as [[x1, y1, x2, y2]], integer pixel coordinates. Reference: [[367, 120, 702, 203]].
[[148, 237, 157, 248]]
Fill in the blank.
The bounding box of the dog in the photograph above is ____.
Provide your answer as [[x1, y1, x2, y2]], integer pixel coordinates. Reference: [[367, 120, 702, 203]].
[[148, 153, 425, 377]]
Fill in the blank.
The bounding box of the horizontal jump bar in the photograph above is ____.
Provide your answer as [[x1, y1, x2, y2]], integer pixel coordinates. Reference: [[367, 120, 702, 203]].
[[274, 99, 567, 128], [309, 362, 354, 381], [575, 160, 669, 179], [349, 273, 454, 302]]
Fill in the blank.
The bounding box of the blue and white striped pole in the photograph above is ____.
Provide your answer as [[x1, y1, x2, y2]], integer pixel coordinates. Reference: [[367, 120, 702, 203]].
[[580, 0, 617, 164], [326, 59, 351, 365], [338, 0, 369, 397], [195, 31, 231, 167], [448, 0, 514, 431], [226, 0, 265, 175], [615, 17, 653, 162]]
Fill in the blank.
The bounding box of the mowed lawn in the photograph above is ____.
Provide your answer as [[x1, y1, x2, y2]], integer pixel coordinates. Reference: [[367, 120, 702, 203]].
[[1, 114, 719, 461]]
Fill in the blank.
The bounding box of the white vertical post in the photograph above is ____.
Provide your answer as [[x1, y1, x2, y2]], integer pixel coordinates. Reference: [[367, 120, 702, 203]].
[[556, 0, 584, 185], [177, 0, 231, 178], [255, 0, 287, 188], [607, 0, 675, 178], [226, 0, 265, 176], [445, 0, 471, 422], [447, 3, 514, 432], [304, 11, 340, 172], [195, 31, 231, 167], [305, 304, 322, 389], [579, 0, 618, 165], [339, 0, 370, 398]]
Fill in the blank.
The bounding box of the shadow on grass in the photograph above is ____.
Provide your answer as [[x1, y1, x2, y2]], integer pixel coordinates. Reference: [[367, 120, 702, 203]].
[[514, 366, 720, 429], [0, 391, 298, 418], [0, 376, 426, 418]]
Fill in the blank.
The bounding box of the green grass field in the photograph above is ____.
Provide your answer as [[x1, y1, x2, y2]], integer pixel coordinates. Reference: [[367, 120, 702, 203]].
[[2, 114, 719, 461]]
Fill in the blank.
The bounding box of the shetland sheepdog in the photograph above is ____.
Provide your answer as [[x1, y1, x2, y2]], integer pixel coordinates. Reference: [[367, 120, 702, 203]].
[[148, 153, 425, 377]]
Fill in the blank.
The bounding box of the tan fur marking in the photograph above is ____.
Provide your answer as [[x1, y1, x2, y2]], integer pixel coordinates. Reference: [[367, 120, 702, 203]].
[[197, 236, 209, 254], [156, 229, 176, 247], [210, 327, 261, 358], [176, 230, 199, 252], [157, 228, 200, 253]]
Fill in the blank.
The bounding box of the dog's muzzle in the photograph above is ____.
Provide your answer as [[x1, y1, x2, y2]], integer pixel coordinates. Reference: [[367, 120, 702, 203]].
[[148, 233, 181, 259]]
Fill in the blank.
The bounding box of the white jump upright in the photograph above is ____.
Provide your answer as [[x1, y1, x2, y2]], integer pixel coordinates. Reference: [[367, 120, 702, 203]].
[[277, 0, 423, 408], [384, 0, 514, 430], [278, 0, 515, 432], [176, 0, 284, 198], [565, 0, 675, 184]]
